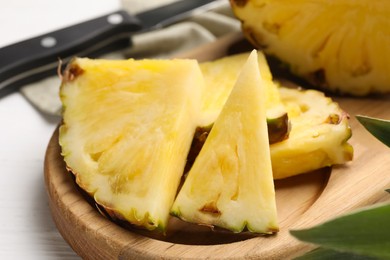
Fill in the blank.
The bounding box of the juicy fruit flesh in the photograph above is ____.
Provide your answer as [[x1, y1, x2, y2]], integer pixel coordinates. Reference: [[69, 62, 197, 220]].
[[59, 58, 203, 231], [171, 51, 278, 233], [231, 0, 390, 95]]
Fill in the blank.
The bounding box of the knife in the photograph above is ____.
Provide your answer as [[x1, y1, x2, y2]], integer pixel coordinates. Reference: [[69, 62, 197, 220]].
[[0, 0, 219, 98]]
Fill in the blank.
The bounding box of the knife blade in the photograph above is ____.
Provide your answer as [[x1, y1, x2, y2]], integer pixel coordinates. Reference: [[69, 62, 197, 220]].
[[0, 0, 219, 98]]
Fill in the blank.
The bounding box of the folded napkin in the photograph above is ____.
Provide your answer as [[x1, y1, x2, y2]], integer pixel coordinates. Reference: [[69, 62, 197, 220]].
[[21, 0, 240, 116]]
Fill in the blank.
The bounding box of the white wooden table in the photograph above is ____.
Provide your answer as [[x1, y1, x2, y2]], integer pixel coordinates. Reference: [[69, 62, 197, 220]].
[[0, 1, 120, 258]]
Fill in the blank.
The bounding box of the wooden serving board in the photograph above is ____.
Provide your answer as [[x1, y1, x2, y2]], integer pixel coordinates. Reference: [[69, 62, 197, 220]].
[[44, 33, 390, 259]]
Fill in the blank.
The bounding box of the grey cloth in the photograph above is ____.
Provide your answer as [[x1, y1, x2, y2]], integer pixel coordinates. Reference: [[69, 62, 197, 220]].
[[20, 0, 240, 116]]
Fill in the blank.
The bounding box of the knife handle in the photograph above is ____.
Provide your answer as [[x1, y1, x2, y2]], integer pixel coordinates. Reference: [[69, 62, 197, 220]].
[[0, 10, 142, 98]]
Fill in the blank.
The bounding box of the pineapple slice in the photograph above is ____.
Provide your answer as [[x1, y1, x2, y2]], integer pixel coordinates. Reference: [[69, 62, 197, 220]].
[[59, 58, 203, 231], [271, 87, 353, 179], [189, 86, 353, 180], [231, 0, 390, 95], [200, 52, 289, 144], [171, 51, 279, 233]]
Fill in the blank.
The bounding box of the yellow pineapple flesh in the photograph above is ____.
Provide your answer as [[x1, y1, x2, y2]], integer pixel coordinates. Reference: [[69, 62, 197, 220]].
[[231, 0, 390, 95], [59, 58, 203, 231], [171, 51, 279, 233]]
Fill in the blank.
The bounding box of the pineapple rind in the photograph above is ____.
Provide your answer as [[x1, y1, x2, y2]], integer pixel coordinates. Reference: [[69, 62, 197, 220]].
[[171, 51, 278, 234], [59, 58, 203, 231], [231, 0, 390, 95]]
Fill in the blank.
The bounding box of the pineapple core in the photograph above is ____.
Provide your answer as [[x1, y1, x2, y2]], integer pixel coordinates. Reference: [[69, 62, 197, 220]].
[[59, 58, 203, 231], [171, 51, 279, 233]]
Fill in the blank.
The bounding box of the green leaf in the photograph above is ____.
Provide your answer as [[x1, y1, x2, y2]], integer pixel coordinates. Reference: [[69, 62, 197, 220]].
[[290, 204, 390, 259], [356, 115, 390, 148], [295, 247, 379, 260]]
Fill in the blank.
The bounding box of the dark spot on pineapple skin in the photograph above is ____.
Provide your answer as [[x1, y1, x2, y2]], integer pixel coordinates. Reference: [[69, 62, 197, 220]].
[[308, 69, 327, 87], [268, 113, 290, 144], [63, 62, 84, 82]]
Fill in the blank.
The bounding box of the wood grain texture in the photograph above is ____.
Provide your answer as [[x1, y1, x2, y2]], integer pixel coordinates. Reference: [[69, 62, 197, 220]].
[[44, 33, 390, 259]]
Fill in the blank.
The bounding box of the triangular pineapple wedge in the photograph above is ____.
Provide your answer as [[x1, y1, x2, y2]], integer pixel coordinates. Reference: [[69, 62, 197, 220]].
[[171, 51, 279, 233], [59, 58, 203, 231], [200, 51, 284, 124], [199, 52, 289, 144]]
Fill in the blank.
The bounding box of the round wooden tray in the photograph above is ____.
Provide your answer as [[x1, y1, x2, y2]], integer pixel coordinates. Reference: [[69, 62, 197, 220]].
[[44, 93, 390, 260], [44, 34, 390, 259]]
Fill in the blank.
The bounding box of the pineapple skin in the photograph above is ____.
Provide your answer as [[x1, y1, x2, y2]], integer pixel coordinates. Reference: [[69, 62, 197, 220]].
[[59, 58, 203, 231], [231, 0, 390, 95], [171, 51, 279, 234]]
